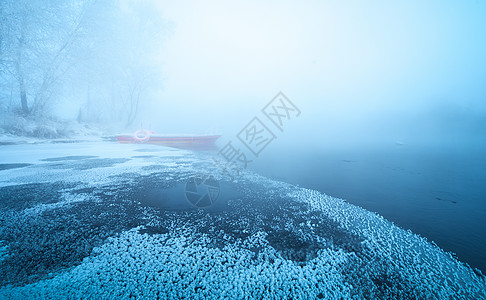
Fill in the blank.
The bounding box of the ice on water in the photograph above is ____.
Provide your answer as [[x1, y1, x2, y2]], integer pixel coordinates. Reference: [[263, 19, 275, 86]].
[[0, 142, 484, 299]]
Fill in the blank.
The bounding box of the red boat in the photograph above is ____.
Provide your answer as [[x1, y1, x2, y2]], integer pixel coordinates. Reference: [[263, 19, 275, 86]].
[[115, 130, 221, 150]]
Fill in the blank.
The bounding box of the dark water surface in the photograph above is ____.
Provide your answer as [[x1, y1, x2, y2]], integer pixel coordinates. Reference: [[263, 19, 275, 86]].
[[251, 143, 486, 273]]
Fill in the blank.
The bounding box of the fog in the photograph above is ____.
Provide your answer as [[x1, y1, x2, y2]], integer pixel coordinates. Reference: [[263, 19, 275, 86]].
[[143, 0, 486, 153], [138, 1, 486, 270], [2, 0, 485, 151], [2, 0, 486, 276]]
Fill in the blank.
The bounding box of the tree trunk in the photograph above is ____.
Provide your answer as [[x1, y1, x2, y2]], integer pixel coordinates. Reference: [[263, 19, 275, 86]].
[[19, 75, 29, 115], [16, 26, 29, 115]]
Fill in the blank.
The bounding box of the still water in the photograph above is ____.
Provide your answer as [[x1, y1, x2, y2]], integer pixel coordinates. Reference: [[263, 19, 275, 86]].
[[251, 143, 486, 273]]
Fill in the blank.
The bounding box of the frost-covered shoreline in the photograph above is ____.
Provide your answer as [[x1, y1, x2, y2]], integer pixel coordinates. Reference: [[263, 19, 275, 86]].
[[0, 142, 484, 299], [0, 114, 106, 143]]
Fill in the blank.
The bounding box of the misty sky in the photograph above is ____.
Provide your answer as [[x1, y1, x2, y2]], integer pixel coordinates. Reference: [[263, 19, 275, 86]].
[[126, 0, 485, 147]]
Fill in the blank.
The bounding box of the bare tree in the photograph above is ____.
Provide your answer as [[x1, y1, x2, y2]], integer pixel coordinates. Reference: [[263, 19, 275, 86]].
[[1, 0, 168, 133], [0, 0, 91, 115]]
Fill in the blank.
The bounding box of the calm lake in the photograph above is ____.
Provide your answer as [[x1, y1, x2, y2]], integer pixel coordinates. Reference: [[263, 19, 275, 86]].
[[251, 143, 486, 273]]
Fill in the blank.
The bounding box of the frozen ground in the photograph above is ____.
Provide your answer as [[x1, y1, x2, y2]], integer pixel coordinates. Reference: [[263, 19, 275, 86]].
[[0, 142, 484, 299]]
